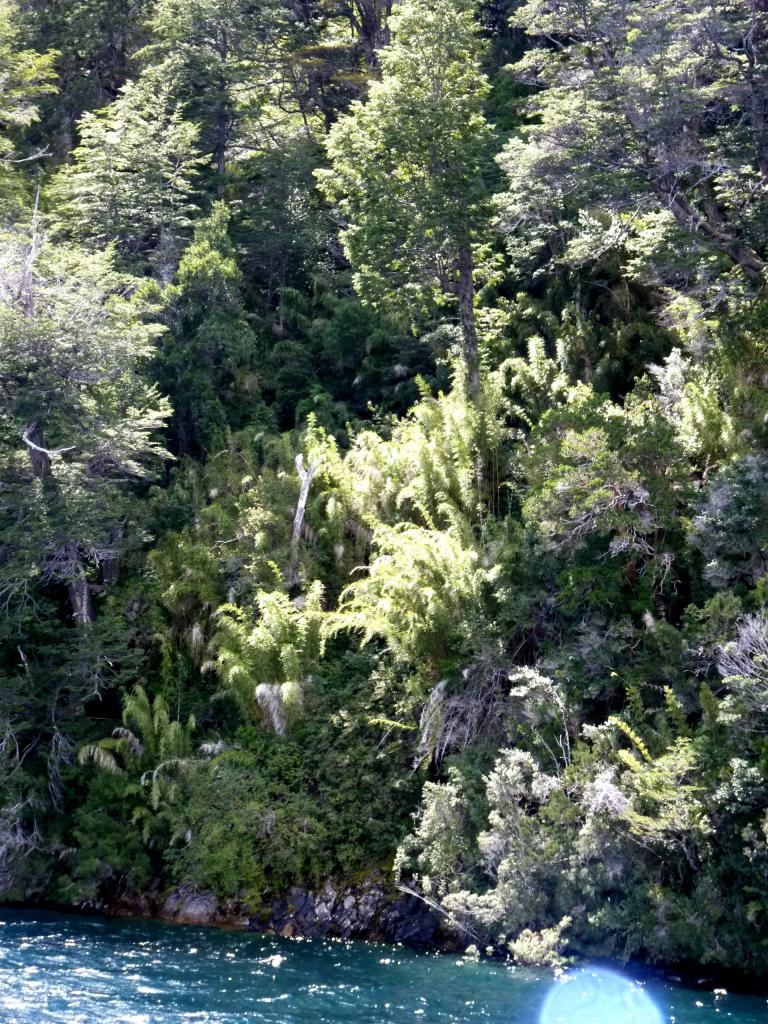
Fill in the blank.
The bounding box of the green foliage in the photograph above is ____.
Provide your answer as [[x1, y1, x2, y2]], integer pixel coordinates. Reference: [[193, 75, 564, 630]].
[[320, 0, 495, 388], [509, 917, 572, 969], [165, 748, 330, 904], [147, 202, 264, 453], [0, 228, 170, 629], [313, 365, 509, 532], [63, 771, 155, 903], [395, 768, 477, 899], [692, 455, 768, 590], [0, 0, 56, 190], [166, 649, 420, 904], [140, 0, 273, 180], [69, 686, 196, 899], [498, 0, 768, 329], [215, 581, 327, 731], [336, 523, 499, 678], [24, 0, 153, 144], [5, 0, 768, 978], [79, 685, 195, 777], [48, 69, 202, 267]]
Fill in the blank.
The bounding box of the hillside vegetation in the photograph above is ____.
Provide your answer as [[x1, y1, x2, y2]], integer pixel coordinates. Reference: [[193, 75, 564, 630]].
[[2, 0, 768, 972]]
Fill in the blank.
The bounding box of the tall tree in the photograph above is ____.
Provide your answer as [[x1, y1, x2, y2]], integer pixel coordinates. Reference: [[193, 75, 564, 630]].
[[319, 0, 494, 397], [497, 0, 768, 316], [142, 0, 274, 194], [0, 0, 56, 200], [0, 224, 170, 876], [47, 69, 201, 274], [0, 224, 169, 628], [146, 201, 262, 455], [25, 0, 152, 156], [339, 1, 392, 69]]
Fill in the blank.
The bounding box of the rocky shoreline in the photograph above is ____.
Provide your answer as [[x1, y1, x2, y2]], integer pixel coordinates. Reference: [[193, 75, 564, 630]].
[[97, 881, 768, 995], [6, 886, 767, 996], [104, 874, 453, 950]]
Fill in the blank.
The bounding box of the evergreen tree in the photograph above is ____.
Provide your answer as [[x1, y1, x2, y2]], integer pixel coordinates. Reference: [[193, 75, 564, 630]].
[[0, 223, 169, 627], [146, 202, 262, 455], [48, 69, 202, 272], [25, 0, 153, 156], [498, 0, 768, 332], [0, 0, 56, 204], [141, 0, 277, 191]]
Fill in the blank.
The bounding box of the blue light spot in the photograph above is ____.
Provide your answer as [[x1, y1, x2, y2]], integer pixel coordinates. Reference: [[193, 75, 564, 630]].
[[540, 967, 664, 1024]]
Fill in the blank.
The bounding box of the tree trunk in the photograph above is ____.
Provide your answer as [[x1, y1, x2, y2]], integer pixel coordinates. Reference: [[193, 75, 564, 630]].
[[215, 28, 229, 197], [662, 187, 765, 277], [353, 0, 392, 70], [154, 224, 178, 284], [22, 423, 50, 478], [457, 244, 481, 399], [99, 526, 124, 587], [67, 567, 95, 625]]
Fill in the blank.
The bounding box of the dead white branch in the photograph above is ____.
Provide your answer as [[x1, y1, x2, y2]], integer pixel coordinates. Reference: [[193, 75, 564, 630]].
[[22, 427, 76, 457], [287, 454, 320, 588]]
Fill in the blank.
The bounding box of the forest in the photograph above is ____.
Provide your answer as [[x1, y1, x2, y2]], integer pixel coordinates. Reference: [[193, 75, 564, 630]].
[[2, 0, 768, 976]]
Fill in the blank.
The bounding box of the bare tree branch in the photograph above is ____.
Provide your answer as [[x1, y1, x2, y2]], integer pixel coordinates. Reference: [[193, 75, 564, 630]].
[[286, 454, 320, 589], [22, 426, 76, 457]]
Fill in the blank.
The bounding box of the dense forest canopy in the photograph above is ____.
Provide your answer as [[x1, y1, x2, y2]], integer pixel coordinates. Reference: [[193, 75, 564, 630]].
[[2, 0, 768, 973]]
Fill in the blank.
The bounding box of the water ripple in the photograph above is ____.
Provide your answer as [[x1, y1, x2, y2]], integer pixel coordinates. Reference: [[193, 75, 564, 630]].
[[0, 910, 766, 1023]]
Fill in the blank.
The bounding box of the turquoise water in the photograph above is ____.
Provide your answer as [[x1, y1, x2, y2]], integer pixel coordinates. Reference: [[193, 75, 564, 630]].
[[0, 909, 766, 1023]]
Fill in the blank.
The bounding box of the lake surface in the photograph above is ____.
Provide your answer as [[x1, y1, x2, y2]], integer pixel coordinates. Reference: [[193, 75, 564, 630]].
[[0, 909, 766, 1023]]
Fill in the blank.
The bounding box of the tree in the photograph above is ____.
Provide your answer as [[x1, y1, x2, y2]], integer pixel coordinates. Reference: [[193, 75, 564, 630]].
[[0, 223, 170, 896], [0, 224, 170, 627], [339, 0, 393, 69], [0, 0, 56, 202], [47, 69, 201, 273], [142, 0, 278, 193], [146, 202, 262, 455], [497, 0, 768, 327], [25, 0, 152, 156], [238, 133, 328, 312], [73, 686, 196, 896], [691, 455, 768, 589], [319, 0, 494, 397], [0, 0, 56, 148]]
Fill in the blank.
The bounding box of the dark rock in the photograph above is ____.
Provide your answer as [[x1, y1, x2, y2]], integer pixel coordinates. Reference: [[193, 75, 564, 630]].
[[110, 873, 443, 948], [379, 895, 438, 946], [161, 885, 220, 926], [259, 876, 440, 948], [104, 890, 158, 920]]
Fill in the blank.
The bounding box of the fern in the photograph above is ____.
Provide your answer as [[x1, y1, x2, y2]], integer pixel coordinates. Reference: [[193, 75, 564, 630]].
[[608, 716, 653, 764], [77, 745, 122, 774], [367, 716, 418, 732], [663, 686, 690, 738], [213, 580, 327, 732]]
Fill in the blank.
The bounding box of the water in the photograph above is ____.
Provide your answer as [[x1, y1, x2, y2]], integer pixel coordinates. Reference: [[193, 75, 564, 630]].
[[0, 909, 766, 1023]]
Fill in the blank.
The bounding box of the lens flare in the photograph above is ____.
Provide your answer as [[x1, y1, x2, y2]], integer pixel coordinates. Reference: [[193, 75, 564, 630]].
[[540, 967, 664, 1024]]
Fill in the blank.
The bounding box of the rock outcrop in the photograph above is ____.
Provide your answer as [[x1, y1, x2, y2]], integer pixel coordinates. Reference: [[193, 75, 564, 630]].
[[259, 876, 439, 946], [161, 885, 223, 926], [112, 874, 443, 948]]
